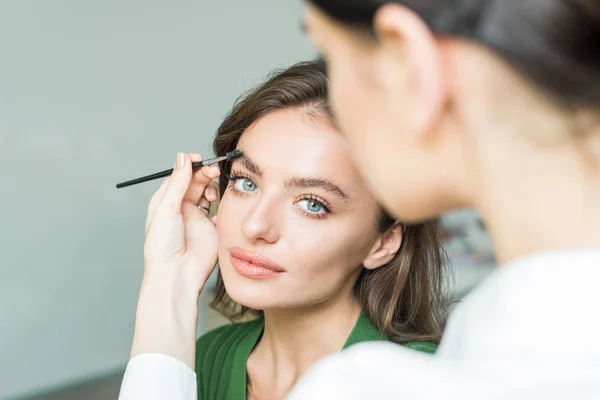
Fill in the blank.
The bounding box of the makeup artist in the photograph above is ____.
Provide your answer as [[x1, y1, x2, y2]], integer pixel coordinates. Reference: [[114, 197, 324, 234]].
[[119, 0, 600, 399], [286, 1, 600, 399]]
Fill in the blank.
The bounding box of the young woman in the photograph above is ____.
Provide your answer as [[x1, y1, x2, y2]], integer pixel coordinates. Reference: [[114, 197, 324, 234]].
[[195, 60, 447, 400], [285, 1, 600, 399], [118, 61, 449, 400]]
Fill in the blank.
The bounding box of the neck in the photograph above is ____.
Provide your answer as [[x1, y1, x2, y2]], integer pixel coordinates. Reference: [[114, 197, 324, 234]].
[[452, 41, 600, 264], [473, 109, 600, 264], [486, 180, 600, 264], [247, 295, 361, 398]]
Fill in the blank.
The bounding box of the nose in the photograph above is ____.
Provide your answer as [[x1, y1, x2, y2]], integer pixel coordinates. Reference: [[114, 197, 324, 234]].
[[241, 194, 281, 244]]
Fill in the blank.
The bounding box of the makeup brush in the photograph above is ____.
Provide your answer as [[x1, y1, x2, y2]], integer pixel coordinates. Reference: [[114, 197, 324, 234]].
[[116, 149, 243, 189]]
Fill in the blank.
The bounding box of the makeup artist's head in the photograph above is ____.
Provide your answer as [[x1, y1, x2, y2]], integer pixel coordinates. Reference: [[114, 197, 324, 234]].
[[211, 61, 447, 342], [303, 1, 600, 230]]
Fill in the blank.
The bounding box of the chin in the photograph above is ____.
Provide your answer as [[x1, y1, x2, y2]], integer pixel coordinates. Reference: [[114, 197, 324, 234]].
[[223, 275, 334, 313], [221, 269, 284, 310], [381, 191, 453, 223]]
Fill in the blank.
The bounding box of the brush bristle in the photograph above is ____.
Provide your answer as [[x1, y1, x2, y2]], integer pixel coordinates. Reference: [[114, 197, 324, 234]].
[[228, 149, 243, 159]]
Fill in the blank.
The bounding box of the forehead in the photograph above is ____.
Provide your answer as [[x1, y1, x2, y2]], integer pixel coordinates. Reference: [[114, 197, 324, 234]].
[[235, 108, 366, 190], [303, 3, 343, 44], [303, 3, 328, 33]]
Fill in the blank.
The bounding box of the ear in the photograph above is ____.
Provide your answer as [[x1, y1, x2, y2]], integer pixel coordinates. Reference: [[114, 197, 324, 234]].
[[373, 3, 447, 135], [363, 222, 404, 270]]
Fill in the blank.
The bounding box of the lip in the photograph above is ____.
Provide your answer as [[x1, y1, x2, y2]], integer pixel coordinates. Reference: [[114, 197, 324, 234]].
[[229, 247, 285, 279]]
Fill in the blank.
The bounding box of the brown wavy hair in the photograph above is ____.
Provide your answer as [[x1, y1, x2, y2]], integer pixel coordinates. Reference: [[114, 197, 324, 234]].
[[211, 60, 450, 343]]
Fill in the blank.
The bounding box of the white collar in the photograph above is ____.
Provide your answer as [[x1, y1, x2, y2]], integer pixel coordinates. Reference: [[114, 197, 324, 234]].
[[439, 250, 600, 362]]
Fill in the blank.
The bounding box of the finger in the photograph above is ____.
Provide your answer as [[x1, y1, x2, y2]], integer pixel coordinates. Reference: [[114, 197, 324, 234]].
[[210, 215, 218, 226], [197, 196, 211, 216], [155, 152, 192, 217], [189, 152, 203, 165], [181, 181, 217, 222], [181, 191, 211, 222], [203, 180, 220, 202], [192, 153, 221, 182], [180, 200, 204, 223], [183, 156, 221, 206], [145, 175, 171, 233], [183, 153, 209, 205], [201, 164, 221, 180]]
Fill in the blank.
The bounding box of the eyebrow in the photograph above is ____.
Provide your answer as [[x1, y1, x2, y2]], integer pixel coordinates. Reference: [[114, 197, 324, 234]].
[[231, 153, 263, 177], [285, 177, 350, 203], [231, 153, 351, 203]]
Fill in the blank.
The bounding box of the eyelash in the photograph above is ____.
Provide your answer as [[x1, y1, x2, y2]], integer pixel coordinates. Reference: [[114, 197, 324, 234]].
[[296, 194, 331, 220], [228, 172, 255, 197], [227, 171, 332, 220]]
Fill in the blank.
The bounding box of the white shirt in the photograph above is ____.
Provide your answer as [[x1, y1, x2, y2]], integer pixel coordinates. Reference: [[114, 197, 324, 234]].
[[119, 353, 197, 400], [119, 250, 600, 400]]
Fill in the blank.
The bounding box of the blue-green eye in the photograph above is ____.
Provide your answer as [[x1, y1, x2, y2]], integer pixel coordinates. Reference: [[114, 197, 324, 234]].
[[307, 200, 323, 213], [233, 177, 257, 193], [297, 199, 326, 214]]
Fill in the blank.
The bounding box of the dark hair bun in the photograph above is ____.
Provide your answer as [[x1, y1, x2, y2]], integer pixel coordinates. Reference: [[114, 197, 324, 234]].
[[311, 0, 600, 105]]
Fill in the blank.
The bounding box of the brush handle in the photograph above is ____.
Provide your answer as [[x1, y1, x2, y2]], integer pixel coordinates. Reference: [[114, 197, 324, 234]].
[[116, 168, 175, 188], [116, 157, 222, 189]]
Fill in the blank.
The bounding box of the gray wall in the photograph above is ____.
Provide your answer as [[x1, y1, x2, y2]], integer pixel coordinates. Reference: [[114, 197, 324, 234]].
[[0, 1, 312, 398]]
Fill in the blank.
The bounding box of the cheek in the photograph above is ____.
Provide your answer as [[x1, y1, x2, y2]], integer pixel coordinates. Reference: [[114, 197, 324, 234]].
[[287, 221, 374, 281], [328, 65, 417, 215], [329, 66, 364, 139], [215, 192, 242, 242], [328, 63, 383, 168]]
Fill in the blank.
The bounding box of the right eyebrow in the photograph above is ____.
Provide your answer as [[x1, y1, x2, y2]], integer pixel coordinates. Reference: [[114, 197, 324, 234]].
[[285, 177, 350, 203], [230, 154, 263, 177]]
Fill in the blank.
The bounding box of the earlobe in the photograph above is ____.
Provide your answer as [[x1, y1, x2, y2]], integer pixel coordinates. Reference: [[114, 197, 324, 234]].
[[363, 248, 390, 270], [373, 3, 447, 136], [363, 223, 404, 270]]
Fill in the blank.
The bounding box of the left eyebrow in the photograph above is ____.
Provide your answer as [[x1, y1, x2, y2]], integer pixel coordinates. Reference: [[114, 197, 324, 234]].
[[285, 177, 351, 203]]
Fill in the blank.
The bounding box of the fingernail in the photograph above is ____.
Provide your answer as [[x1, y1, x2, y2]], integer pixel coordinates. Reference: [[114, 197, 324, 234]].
[[176, 152, 186, 168], [210, 165, 221, 176], [208, 188, 217, 199]]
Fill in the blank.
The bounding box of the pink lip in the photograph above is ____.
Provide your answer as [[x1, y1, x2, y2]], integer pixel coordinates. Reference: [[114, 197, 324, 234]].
[[229, 247, 285, 279]]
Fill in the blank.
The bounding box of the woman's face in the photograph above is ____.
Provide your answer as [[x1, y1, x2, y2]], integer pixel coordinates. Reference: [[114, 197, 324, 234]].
[[216, 108, 382, 310], [302, 4, 468, 221]]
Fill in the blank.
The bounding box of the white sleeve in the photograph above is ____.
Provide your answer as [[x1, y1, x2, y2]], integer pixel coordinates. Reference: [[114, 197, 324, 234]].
[[118, 353, 198, 400]]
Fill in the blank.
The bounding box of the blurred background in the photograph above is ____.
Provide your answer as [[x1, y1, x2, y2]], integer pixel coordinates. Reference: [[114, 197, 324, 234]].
[[0, 1, 494, 399]]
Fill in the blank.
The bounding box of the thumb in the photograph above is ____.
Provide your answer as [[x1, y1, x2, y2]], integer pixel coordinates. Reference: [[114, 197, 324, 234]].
[[159, 152, 192, 216]]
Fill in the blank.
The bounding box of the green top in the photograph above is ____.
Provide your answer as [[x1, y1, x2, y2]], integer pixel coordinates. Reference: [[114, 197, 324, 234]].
[[195, 312, 437, 399]]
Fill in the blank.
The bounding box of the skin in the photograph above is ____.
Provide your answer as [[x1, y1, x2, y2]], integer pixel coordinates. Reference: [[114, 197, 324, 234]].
[[217, 108, 402, 399], [303, 3, 600, 264], [127, 4, 599, 399], [130, 106, 402, 400], [218, 108, 397, 310]]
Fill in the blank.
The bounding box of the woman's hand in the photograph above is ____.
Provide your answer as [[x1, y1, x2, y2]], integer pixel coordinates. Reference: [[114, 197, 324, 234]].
[[130, 152, 221, 369], [143, 152, 221, 297]]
